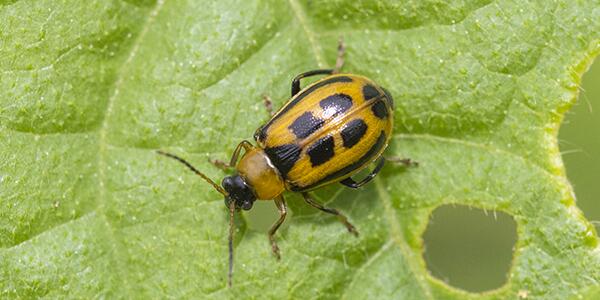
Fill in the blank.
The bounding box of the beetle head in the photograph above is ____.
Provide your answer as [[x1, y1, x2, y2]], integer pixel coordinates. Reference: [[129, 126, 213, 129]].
[[222, 174, 256, 210]]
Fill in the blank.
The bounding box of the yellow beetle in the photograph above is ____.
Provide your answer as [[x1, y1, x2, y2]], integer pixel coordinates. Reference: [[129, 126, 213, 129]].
[[158, 43, 410, 287]]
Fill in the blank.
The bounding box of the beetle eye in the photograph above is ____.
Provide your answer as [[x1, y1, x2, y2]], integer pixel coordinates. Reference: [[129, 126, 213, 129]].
[[222, 176, 234, 190], [241, 200, 253, 210]]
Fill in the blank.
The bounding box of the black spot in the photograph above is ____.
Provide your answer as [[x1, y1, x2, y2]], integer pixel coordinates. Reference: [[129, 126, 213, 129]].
[[363, 84, 381, 100], [372, 100, 388, 119], [292, 131, 387, 191], [264, 144, 301, 178], [319, 93, 353, 118], [307, 135, 335, 166], [288, 112, 324, 139], [259, 76, 354, 135], [341, 119, 368, 148], [382, 87, 394, 109], [290, 76, 353, 112]]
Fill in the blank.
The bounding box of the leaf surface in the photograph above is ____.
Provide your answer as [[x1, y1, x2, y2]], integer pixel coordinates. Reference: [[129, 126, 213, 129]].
[[1, 0, 599, 298]]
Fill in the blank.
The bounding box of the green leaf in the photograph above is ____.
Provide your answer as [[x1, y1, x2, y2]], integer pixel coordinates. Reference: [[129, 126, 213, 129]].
[[1, 0, 599, 298]]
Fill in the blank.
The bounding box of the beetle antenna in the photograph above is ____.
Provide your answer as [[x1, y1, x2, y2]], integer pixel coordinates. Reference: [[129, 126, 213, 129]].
[[157, 150, 228, 196], [228, 201, 235, 287]]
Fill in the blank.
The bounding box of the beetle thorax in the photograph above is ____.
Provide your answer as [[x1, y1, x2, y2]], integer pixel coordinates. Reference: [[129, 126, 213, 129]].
[[237, 148, 285, 200]]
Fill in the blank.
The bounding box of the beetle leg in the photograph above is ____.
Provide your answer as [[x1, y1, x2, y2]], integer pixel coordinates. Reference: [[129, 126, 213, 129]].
[[290, 41, 345, 95], [268, 195, 287, 260], [302, 192, 359, 237], [340, 157, 385, 189], [385, 156, 418, 167], [291, 69, 334, 96], [209, 140, 253, 171], [262, 94, 274, 116], [208, 158, 232, 171], [333, 37, 345, 74], [228, 140, 253, 167]]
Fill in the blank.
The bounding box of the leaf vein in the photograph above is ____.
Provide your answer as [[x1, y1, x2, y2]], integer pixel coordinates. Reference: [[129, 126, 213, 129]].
[[288, 0, 327, 68], [0, 211, 95, 250], [376, 178, 433, 299], [96, 0, 167, 298], [341, 240, 394, 299]]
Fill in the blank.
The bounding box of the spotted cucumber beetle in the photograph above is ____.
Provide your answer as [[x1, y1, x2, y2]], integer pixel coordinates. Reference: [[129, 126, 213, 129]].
[[157, 41, 413, 287]]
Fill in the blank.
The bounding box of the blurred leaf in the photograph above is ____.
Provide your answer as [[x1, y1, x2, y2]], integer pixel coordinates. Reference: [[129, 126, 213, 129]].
[[571, 285, 600, 300], [1, 0, 599, 298]]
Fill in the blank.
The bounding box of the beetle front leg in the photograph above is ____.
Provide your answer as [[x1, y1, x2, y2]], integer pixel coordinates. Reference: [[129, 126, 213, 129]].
[[209, 140, 253, 171], [209, 158, 233, 171]]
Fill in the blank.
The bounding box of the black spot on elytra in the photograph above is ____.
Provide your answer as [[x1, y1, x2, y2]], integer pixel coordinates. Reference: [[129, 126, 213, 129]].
[[372, 100, 388, 119], [264, 144, 301, 178], [259, 76, 353, 138], [341, 119, 368, 148], [289, 112, 324, 139], [292, 131, 387, 191], [307, 135, 335, 166], [280, 76, 353, 119], [363, 84, 381, 100], [319, 93, 352, 118]]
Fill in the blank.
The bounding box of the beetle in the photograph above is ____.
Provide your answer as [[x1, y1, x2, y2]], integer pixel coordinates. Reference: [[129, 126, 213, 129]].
[[157, 42, 412, 287]]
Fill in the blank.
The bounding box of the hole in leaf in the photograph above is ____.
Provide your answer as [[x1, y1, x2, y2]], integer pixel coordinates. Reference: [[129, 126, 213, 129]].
[[422, 205, 517, 292], [559, 57, 600, 227]]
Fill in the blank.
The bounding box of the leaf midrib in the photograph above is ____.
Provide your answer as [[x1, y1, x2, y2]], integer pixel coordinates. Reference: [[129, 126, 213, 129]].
[[89, 0, 332, 295], [96, 0, 166, 297]]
